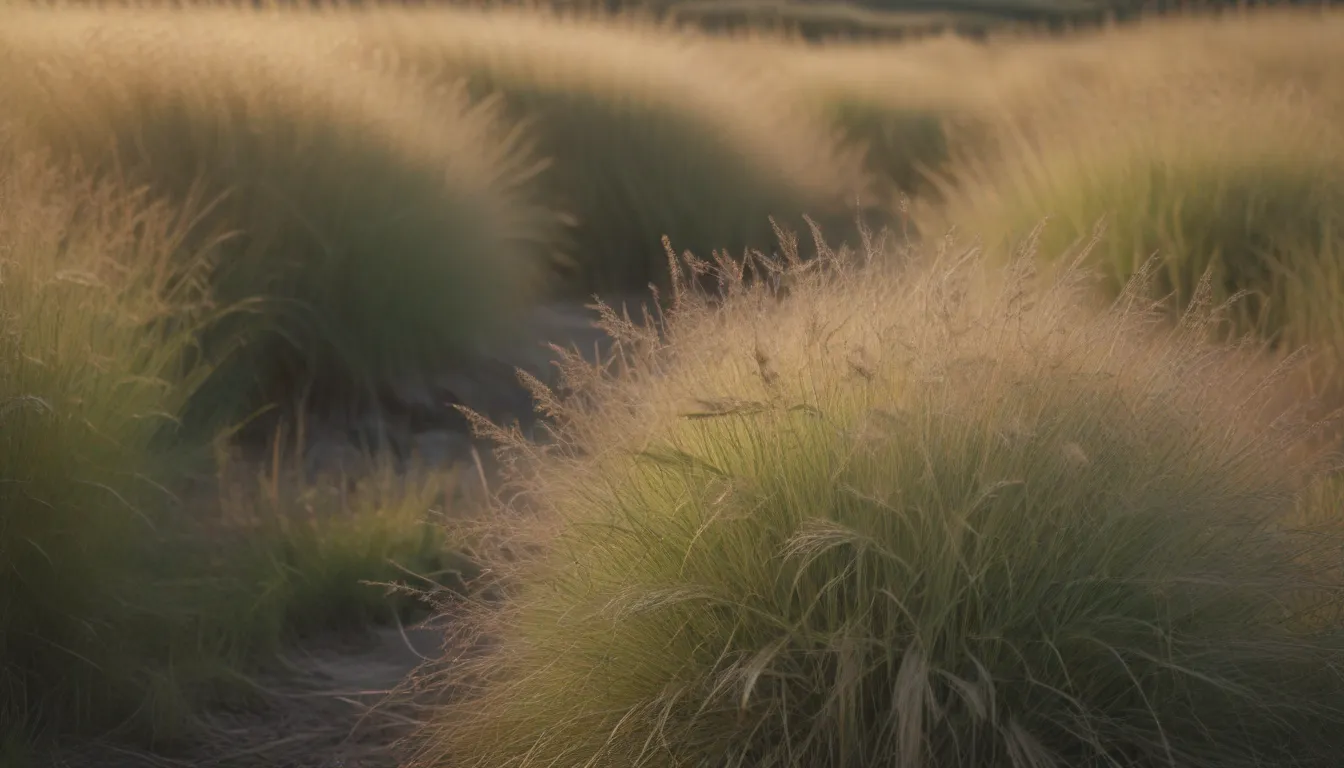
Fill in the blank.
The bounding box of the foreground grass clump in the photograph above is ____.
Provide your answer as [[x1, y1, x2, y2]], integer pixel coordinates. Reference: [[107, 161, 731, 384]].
[[328, 7, 873, 295], [407, 235, 1344, 768], [0, 10, 553, 423], [0, 151, 215, 741], [926, 93, 1344, 404]]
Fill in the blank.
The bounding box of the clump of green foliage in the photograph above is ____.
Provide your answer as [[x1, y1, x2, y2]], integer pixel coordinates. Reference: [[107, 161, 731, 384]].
[[0, 149, 217, 743], [327, 7, 874, 295], [926, 94, 1344, 405], [405, 232, 1344, 768], [0, 9, 556, 424]]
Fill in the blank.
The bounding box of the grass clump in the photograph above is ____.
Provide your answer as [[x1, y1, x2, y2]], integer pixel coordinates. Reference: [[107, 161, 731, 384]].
[[406, 232, 1344, 768], [0, 9, 555, 424], [727, 34, 1000, 203], [0, 149, 217, 743], [0, 131, 484, 756], [326, 7, 874, 296], [929, 9, 1344, 163], [925, 93, 1344, 405]]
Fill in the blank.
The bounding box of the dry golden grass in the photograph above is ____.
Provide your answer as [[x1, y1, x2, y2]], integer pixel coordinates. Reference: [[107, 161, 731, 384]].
[[0, 4, 1341, 765], [920, 64, 1344, 410], [305, 6, 877, 295], [407, 228, 1344, 768], [720, 9, 1344, 206], [0, 8, 556, 424], [966, 8, 1344, 143], [705, 32, 1002, 204], [0, 143, 221, 743]]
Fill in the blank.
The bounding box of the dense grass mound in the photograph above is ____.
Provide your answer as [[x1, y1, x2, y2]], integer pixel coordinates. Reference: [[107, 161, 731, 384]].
[[0, 10, 554, 422], [926, 93, 1344, 403], [323, 7, 873, 295], [962, 10, 1344, 141], [706, 11, 1344, 212], [720, 33, 1000, 203], [407, 235, 1344, 767], [0, 150, 216, 741]]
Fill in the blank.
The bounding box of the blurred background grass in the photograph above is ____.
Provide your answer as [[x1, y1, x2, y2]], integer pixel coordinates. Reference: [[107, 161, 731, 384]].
[[0, 3, 1341, 765]]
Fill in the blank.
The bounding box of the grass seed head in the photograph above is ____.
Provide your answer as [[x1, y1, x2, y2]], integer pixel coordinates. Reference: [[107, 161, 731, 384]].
[[407, 228, 1344, 768]]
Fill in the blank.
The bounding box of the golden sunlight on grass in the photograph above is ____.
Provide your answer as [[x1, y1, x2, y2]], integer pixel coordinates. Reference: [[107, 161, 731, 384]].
[[0, 4, 1340, 766]]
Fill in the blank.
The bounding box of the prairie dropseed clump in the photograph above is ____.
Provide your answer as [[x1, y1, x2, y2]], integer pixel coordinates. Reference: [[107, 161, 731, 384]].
[[737, 35, 1002, 203], [327, 7, 875, 296], [0, 10, 555, 424], [0, 150, 216, 741], [976, 10, 1344, 130], [407, 231, 1344, 768], [926, 91, 1344, 406]]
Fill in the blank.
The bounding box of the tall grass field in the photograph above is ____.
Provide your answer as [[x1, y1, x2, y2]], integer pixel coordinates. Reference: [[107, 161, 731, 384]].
[[0, 2, 1340, 766]]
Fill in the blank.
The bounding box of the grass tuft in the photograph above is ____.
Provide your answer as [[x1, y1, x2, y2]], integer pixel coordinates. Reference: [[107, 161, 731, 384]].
[[723, 34, 1001, 204], [0, 147, 217, 743], [327, 7, 875, 296], [924, 92, 1344, 407], [406, 230, 1344, 768], [0, 9, 557, 424]]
